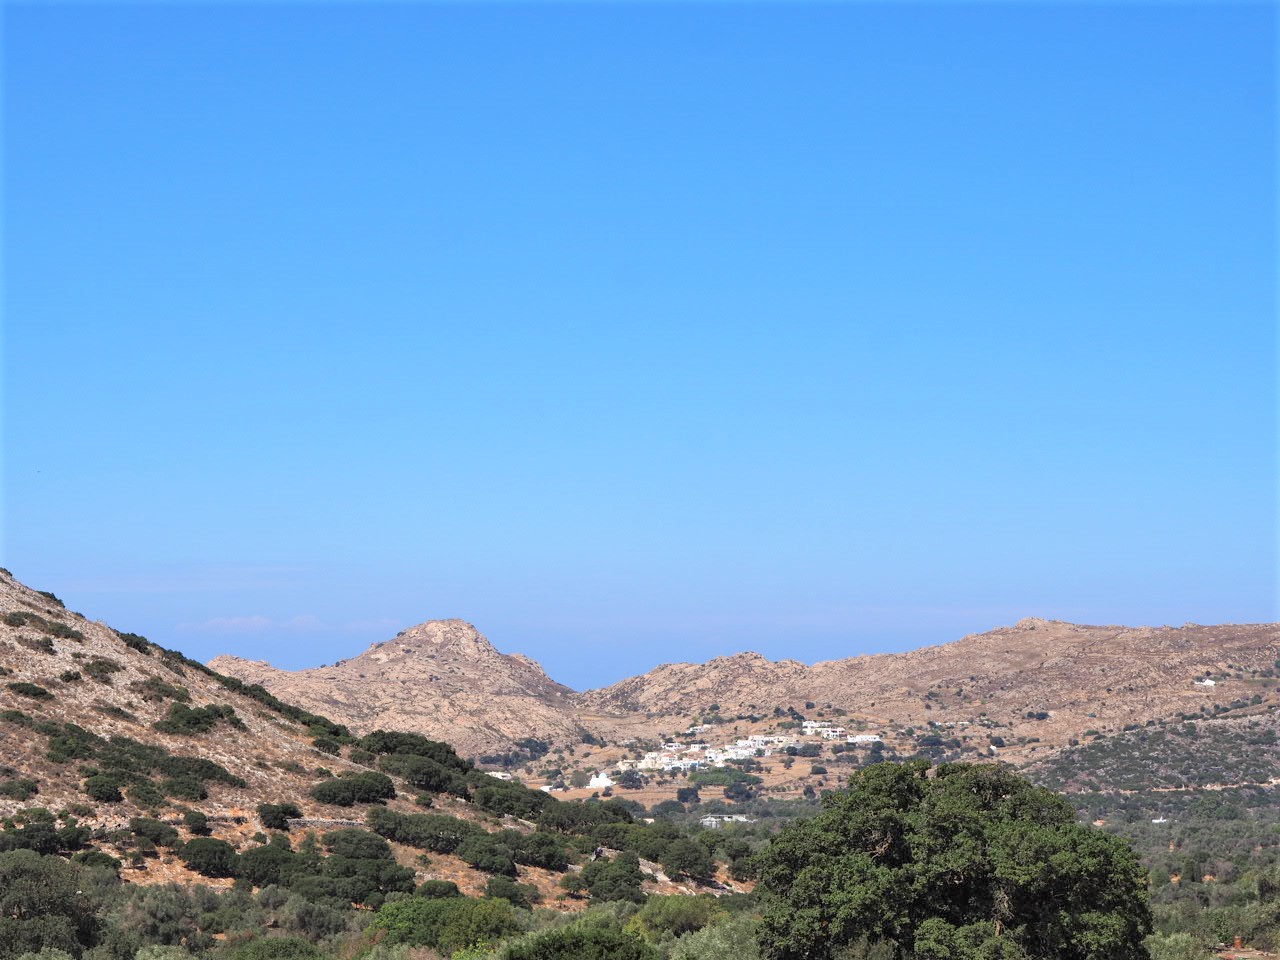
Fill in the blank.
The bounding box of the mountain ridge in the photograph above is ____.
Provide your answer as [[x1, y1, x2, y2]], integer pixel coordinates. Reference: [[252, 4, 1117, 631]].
[[209, 614, 1280, 761]]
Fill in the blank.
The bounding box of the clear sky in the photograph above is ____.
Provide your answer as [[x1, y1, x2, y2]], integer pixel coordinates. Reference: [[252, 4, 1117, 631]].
[[2, 2, 1275, 691]]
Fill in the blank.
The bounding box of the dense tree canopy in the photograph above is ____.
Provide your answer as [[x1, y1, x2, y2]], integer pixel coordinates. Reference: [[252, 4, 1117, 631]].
[[755, 761, 1152, 960], [0, 850, 102, 960]]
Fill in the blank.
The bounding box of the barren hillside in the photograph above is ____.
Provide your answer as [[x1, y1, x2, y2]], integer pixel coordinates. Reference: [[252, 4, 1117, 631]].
[[211, 619, 585, 756]]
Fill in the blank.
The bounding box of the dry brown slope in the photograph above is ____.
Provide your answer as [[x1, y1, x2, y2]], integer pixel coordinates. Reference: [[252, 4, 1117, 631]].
[[580, 618, 1280, 745], [0, 570, 602, 898], [0, 567, 381, 831], [211, 619, 586, 756]]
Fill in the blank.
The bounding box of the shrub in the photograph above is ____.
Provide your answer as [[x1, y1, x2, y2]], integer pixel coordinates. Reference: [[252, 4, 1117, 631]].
[[225, 937, 321, 960], [161, 777, 207, 801], [577, 851, 645, 903], [366, 807, 482, 852], [131, 676, 190, 703], [633, 895, 724, 940], [130, 817, 179, 848], [359, 731, 470, 770], [17, 636, 55, 655], [379, 753, 469, 796], [0, 779, 38, 801], [371, 896, 521, 953], [128, 780, 166, 808], [416, 879, 461, 899], [485, 875, 540, 909], [83, 658, 124, 683], [83, 774, 124, 803], [154, 703, 242, 735], [456, 833, 518, 877], [7, 683, 52, 700], [117, 631, 153, 655], [661, 839, 715, 881], [179, 837, 238, 877], [512, 830, 571, 872], [502, 919, 658, 960], [72, 849, 122, 873], [183, 810, 210, 835], [238, 840, 299, 888], [258, 802, 302, 830], [310, 772, 395, 806], [669, 913, 761, 960]]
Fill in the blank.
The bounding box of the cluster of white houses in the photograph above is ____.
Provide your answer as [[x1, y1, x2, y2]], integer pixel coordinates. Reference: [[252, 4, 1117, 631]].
[[605, 721, 885, 776]]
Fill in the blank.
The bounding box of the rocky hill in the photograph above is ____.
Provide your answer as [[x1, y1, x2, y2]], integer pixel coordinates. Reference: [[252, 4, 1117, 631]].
[[0, 567, 365, 828], [210, 620, 584, 757], [582, 617, 1280, 747], [210, 614, 1280, 775]]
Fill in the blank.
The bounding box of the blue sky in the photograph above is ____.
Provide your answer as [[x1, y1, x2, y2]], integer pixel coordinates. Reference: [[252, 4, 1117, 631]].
[[3, 2, 1275, 690]]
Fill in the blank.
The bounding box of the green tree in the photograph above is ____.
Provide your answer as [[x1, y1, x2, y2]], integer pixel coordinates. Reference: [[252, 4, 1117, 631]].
[[754, 761, 1152, 960], [662, 838, 715, 881], [0, 851, 101, 960]]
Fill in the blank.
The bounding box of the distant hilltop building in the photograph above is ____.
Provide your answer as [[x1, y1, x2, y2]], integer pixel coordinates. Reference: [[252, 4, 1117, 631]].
[[1194, 678, 1216, 687], [588, 771, 615, 789]]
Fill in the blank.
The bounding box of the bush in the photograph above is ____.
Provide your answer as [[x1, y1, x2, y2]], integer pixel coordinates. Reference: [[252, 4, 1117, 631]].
[[154, 703, 242, 735], [755, 761, 1152, 960], [71, 849, 121, 873], [6, 683, 52, 700], [379, 753, 469, 797], [486, 875, 540, 909], [501, 918, 658, 960], [130, 817, 180, 848], [238, 840, 299, 888], [161, 776, 207, 801], [179, 837, 238, 877], [82, 658, 124, 683], [310, 772, 395, 806], [359, 731, 470, 770], [371, 896, 521, 954], [83, 774, 124, 803], [633, 895, 724, 940], [577, 851, 645, 903], [183, 810, 210, 835], [669, 913, 761, 960], [366, 807, 480, 853], [258, 802, 302, 830], [416, 879, 462, 899], [0, 779, 38, 801], [225, 937, 321, 960]]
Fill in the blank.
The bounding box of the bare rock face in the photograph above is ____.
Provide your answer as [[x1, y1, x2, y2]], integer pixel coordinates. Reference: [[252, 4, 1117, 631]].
[[211, 619, 583, 757]]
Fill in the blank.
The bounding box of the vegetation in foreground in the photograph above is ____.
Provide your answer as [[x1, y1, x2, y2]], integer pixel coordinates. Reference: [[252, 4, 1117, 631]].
[[1, 761, 1183, 960]]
